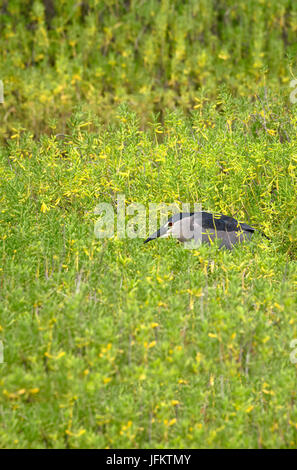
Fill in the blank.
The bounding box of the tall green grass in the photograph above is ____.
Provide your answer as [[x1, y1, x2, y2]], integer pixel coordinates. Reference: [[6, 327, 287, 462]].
[[1, 0, 297, 138], [1, 99, 297, 448]]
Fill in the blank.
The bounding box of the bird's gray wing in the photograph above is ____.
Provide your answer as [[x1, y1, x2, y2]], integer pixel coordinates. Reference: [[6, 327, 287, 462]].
[[201, 212, 255, 233]]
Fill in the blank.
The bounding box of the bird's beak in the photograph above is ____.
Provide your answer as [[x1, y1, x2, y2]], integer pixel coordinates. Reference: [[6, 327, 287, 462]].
[[144, 225, 171, 243], [144, 236, 154, 243]]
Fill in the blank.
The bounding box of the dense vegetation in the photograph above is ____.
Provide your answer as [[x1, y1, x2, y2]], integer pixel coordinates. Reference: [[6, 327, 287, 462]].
[[1, 0, 297, 449], [1, 0, 297, 138]]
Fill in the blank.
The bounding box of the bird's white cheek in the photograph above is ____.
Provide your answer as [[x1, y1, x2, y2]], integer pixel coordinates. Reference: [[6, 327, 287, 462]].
[[172, 225, 183, 239], [160, 230, 172, 239]]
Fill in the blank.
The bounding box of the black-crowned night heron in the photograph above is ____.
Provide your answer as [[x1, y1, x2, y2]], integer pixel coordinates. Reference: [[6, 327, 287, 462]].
[[144, 211, 267, 249]]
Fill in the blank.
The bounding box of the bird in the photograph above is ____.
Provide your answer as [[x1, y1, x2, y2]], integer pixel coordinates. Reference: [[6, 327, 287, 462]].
[[144, 211, 268, 249]]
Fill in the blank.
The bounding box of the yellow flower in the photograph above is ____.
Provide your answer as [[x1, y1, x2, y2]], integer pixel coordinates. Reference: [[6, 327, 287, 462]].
[[218, 52, 230, 60], [208, 333, 217, 338], [267, 129, 276, 136], [41, 202, 49, 213], [245, 405, 254, 413], [178, 379, 188, 385]]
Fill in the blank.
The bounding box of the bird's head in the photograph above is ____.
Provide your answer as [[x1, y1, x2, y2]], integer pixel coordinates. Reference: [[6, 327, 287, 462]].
[[144, 212, 198, 243]]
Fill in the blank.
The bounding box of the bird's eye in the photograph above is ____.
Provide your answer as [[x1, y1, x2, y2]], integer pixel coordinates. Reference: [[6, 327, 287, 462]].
[[168, 222, 173, 227]]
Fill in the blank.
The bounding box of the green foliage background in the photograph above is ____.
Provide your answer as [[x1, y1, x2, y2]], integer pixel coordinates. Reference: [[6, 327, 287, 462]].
[[1, 0, 297, 137], [1, 0, 297, 449]]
